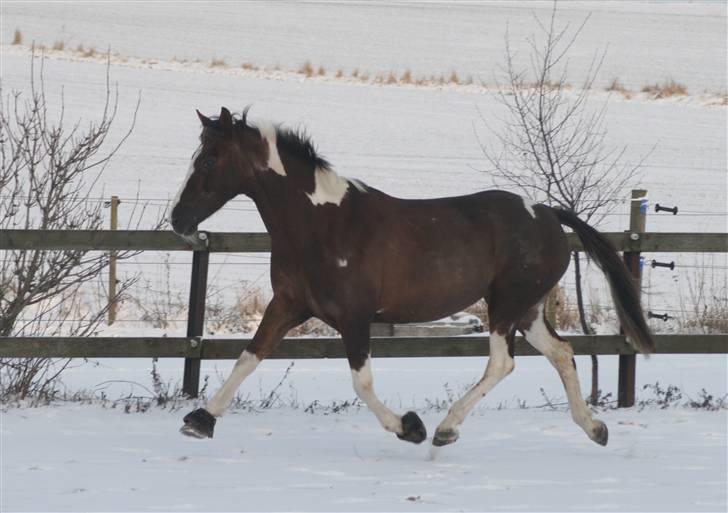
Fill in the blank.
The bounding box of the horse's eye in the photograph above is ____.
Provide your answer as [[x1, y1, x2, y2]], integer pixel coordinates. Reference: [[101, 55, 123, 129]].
[[199, 157, 215, 173]]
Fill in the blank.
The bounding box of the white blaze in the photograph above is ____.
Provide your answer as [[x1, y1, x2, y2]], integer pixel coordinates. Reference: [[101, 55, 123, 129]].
[[170, 147, 201, 223]]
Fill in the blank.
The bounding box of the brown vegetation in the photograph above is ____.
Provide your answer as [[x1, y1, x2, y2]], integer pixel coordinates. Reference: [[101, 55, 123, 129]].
[[606, 78, 631, 99], [641, 79, 688, 98]]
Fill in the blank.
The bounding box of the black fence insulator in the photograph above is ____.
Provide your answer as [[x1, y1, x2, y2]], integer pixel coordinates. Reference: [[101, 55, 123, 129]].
[[651, 259, 675, 271], [648, 311, 674, 322], [655, 203, 678, 215]]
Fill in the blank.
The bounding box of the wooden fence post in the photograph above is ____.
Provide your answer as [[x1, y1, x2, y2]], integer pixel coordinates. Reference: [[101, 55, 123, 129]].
[[107, 196, 120, 325], [183, 234, 210, 398], [618, 189, 647, 407]]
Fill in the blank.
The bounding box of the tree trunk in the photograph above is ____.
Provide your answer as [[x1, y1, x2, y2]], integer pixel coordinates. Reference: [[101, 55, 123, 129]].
[[573, 251, 599, 404]]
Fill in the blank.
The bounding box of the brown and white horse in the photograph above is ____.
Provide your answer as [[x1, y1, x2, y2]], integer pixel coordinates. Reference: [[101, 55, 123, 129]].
[[172, 107, 654, 448]]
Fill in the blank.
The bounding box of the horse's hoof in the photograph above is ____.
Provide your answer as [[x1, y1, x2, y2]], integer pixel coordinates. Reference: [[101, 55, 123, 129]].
[[180, 408, 216, 439], [396, 411, 427, 444], [591, 421, 608, 446], [432, 428, 459, 447]]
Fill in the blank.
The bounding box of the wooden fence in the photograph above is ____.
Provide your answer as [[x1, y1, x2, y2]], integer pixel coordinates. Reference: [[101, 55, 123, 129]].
[[1, 227, 726, 403]]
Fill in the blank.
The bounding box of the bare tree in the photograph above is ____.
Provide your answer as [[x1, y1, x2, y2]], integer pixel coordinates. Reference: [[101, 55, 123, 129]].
[[0, 50, 147, 400], [479, 4, 651, 403]]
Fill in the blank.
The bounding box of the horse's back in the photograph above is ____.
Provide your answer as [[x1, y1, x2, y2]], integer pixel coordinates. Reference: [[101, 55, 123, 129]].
[[359, 188, 568, 323]]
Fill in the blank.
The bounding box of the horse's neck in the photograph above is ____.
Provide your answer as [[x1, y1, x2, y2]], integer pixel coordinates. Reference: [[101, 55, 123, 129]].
[[248, 172, 317, 249]]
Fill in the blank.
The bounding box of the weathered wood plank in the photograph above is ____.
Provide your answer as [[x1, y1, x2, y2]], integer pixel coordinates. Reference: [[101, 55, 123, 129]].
[[0, 337, 195, 358], [1, 230, 725, 253], [1, 334, 724, 359]]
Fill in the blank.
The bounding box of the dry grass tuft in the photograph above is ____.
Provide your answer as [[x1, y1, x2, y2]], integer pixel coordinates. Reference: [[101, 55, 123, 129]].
[[317, 65, 326, 76], [351, 68, 359, 78], [12, 28, 22, 45], [299, 60, 314, 77], [448, 71, 460, 84], [641, 79, 688, 98], [210, 57, 226, 67], [335, 69, 343, 78], [386, 71, 398, 84], [52, 40, 65, 51], [82, 46, 97, 58], [606, 78, 631, 98], [241, 62, 256, 71], [400, 70, 413, 84]]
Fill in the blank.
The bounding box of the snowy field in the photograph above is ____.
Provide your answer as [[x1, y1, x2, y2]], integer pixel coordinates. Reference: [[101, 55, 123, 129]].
[[1, 1, 727, 512], [2, 354, 727, 512]]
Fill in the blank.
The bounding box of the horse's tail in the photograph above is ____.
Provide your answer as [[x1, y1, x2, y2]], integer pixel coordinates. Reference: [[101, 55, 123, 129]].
[[552, 207, 655, 354]]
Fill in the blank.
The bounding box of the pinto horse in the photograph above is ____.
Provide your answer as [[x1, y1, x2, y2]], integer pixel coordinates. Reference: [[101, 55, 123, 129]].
[[172, 107, 653, 448]]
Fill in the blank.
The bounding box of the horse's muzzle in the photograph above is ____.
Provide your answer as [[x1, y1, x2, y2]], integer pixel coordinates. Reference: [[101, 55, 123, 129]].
[[171, 213, 198, 236]]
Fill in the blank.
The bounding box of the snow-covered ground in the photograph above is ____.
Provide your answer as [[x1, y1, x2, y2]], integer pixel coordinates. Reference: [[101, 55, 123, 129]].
[[1, 1, 726, 511], [3, 406, 726, 512], [2, 353, 727, 512]]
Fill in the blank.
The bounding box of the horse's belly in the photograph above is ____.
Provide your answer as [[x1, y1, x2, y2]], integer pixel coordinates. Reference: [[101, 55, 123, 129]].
[[375, 265, 489, 324]]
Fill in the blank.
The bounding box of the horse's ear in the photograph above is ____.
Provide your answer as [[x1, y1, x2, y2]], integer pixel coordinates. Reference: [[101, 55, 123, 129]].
[[241, 105, 251, 128], [219, 107, 233, 134], [196, 109, 213, 128]]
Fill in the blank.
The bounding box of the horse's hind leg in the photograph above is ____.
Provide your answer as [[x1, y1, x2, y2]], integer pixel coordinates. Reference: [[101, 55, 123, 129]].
[[342, 322, 427, 444], [520, 302, 608, 446], [433, 325, 516, 447]]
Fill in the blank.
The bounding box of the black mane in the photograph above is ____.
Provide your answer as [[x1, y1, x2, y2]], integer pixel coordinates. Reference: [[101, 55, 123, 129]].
[[274, 127, 331, 171]]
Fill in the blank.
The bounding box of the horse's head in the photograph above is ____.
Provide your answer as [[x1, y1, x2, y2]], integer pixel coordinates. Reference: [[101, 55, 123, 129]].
[[170, 106, 267, 235]]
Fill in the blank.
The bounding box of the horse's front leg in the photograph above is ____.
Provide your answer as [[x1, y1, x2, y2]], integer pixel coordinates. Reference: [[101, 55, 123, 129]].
[[180, 296, 308, 438], [342, 322, 427, 444]]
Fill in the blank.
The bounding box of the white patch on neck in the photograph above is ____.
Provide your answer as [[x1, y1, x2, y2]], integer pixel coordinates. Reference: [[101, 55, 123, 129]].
[[171, 147, 201, 221], [258, 124, 286, 176], [522, 197, 537, 219], [337, 258, 348, 268], [306, 167, 351, 206]]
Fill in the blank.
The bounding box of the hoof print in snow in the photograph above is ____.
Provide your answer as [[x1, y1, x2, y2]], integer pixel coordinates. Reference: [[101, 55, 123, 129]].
[[180, 408, 216, 439], [396, 411, 427, 444], [592, 421, 609, 446], [432, 428, 459, 447]]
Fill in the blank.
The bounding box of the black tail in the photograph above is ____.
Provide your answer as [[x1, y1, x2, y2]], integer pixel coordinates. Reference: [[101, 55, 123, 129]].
[[553, 208, 655, 354]]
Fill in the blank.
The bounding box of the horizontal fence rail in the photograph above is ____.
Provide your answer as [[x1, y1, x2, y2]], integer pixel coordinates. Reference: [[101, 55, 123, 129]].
[[1, 229, 726, 253], [1, 335, 725, 359], [2, 226, 726, 400]]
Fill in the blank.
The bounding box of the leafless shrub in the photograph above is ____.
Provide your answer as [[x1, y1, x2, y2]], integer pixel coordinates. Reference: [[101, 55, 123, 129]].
[[448, 71, 460, 84], [479, 3, 651, 403], [677, 256, 728, 334], [386, 71, 398, 84], [51, 40, 65, 51], [316, 65, 326, 76], [400, 70, 413, 84], [0, 51, 152, 401], [210, 57, 226, 67], [351, 68, 359, 78], [241, 62, 256, 70], [335, 69, 343, 78], [12, 29, 22, 45]]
